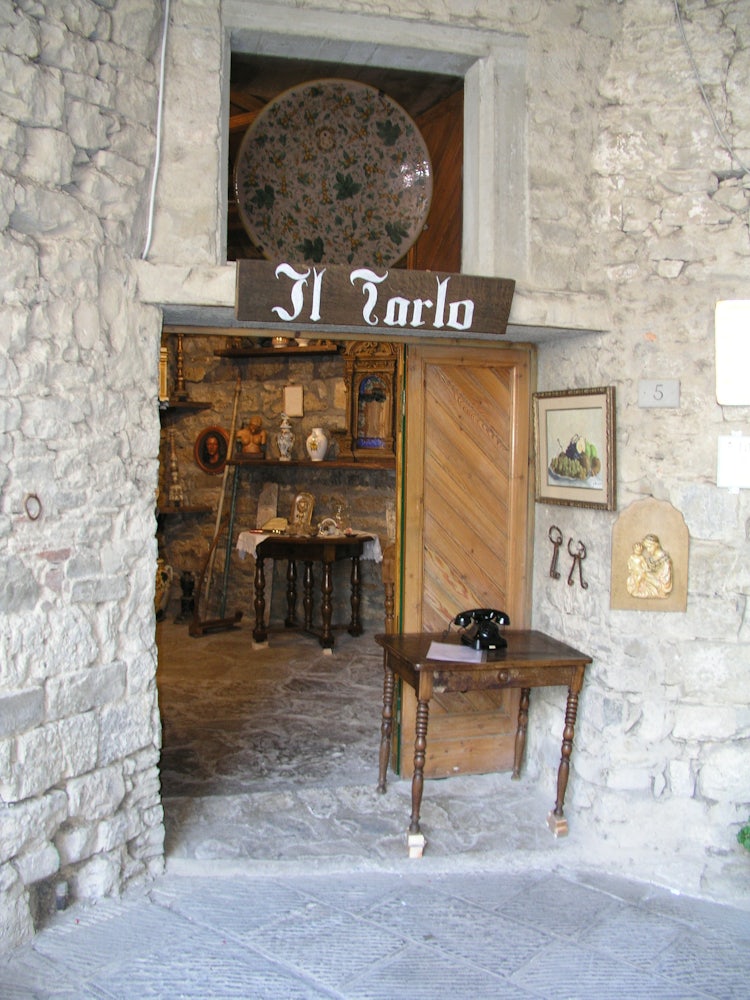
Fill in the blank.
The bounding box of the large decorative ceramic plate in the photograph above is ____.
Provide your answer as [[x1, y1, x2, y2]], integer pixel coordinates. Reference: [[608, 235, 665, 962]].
[[234, 79, 433, 267]]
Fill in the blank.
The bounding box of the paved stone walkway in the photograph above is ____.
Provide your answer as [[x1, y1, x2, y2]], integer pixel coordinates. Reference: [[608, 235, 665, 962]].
[[1, 865, 749, 998], [4, 624, 748, 996]]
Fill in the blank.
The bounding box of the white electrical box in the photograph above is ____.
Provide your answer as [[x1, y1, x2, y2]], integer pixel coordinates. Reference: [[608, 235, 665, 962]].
[[716, 300, 750, 405], [717, 432, 750, 492]]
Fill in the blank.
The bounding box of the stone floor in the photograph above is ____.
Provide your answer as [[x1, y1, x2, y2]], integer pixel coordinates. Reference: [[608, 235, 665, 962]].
[[155, 620, 603, 873], [3, 621, 749, 998], [154, 621, 750, 899], [3, 865, 750, 999]]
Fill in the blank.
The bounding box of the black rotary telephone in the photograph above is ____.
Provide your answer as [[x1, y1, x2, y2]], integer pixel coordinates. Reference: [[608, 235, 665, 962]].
[[454, 608, 510, 651]]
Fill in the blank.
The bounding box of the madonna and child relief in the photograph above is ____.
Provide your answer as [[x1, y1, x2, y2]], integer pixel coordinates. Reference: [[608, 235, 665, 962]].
[[611, 498, 688, 612], [626, 534, 672, 599]]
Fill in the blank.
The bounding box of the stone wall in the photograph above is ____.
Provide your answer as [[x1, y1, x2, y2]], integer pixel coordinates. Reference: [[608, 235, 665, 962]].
[[2, 0, 749, 954], [145, 0, 749, 901], [527, 0, 750, 899], [0, 1, 164, 950]]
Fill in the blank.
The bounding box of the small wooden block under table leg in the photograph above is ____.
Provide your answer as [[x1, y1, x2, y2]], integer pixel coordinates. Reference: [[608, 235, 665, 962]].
[[407, 831, 426, 858], [546, 811, 569, 837]]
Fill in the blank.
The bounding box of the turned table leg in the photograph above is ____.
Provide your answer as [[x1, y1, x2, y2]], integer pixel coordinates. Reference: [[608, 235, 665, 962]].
[[512, 687, 531, 779], [409, 697, 430, 841], [284, 559, 297, 627], [253, 556, 267, 643], [348, 555, 363, 635], [547, 686, 579, 837], [302, 561, 314, 630], [320, 559, 334, 648], [377, 660, 395, 793]]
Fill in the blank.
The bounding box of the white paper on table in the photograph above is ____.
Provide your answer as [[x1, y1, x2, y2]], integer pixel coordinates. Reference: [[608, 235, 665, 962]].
[[361, 535, 382, 562], [236, 531, 270, 559], [236, 529, 383, 562], [426, 641, 484, 663]]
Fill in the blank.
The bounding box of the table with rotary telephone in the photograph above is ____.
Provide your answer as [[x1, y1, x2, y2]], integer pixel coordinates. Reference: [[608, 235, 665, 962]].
[[374, 609, 592, 857]]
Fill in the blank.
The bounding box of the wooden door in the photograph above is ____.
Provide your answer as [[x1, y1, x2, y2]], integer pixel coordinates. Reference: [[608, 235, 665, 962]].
[[399, 344, 534, 777]]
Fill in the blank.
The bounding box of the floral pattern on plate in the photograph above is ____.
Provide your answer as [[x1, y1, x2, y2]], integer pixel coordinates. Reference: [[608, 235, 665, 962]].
[[234, 78, 433, 267]]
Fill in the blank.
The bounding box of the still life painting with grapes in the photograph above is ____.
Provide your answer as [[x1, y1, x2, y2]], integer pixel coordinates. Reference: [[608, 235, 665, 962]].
[[533, 386, 616, 511]]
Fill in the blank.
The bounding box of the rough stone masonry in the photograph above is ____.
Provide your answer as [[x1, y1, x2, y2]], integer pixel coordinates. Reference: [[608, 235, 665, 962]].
[[1, 0, 749, 954], [145, 0, 750, 905], [1, 0, 165, 949]]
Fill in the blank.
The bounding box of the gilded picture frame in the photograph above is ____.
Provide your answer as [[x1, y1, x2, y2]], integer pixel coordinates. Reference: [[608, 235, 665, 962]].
[[289, 492, 315, 535], [194, 426, 229, 475], [533, 386, 616, 510]]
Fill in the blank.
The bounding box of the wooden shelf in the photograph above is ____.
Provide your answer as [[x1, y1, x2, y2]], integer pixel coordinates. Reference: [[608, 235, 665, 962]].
[[157, 504, 213, 516], [228, 457, 395, 470], [214, 344, 339, 359], [159, 399, 213, 413]]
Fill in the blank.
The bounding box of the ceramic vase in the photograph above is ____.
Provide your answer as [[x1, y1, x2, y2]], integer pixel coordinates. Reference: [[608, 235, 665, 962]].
[[276, 414, 294, 461], [306, 426, 328, 462], [155, 559, 173, 620]]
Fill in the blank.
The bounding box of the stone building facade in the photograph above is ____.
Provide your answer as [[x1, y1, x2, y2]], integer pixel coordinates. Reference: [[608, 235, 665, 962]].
[[1, 0, 748, 951]]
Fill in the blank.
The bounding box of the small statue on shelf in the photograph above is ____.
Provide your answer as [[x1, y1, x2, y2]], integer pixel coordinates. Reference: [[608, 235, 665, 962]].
[[236, 415, 267, 458]]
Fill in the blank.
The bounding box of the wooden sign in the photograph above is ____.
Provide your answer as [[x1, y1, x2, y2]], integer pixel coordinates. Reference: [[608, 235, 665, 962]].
[[235, 260, 514, 340]]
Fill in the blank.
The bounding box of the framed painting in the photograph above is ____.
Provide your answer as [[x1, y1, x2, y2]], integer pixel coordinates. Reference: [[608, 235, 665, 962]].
[[533, 386, 616, 510], [194, 426, 229, 475]]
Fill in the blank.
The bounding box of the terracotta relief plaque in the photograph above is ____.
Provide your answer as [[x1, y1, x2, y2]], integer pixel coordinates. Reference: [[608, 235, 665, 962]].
[[610, 497, 689, 612]]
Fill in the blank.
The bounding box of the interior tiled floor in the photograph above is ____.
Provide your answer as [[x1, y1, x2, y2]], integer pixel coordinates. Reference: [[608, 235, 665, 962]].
[[2, 621, 749, 998]]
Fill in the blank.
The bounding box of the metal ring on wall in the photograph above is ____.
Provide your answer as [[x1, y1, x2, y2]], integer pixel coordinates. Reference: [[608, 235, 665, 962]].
[[24, 493, 42, 521]]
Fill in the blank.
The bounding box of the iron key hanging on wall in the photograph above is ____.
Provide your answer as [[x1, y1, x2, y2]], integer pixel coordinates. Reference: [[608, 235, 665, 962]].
[[548, 525, 563, 579], [567, 539, 588, 590]]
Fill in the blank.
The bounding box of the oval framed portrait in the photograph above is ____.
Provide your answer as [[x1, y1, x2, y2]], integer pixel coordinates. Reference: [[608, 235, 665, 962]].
[[194, 426, 229, 475]]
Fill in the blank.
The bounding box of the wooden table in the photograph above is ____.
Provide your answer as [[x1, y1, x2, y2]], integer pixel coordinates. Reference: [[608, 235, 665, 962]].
[[253, 534, 373, 649], [374, 631, 592, 856]]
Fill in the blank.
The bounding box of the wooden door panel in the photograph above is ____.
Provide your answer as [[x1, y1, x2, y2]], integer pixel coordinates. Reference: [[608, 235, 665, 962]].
[[418, 731, 518, 778], [422, 361, 515, 624], [399, 344, 533, 778], [429, 691, 516, 731]]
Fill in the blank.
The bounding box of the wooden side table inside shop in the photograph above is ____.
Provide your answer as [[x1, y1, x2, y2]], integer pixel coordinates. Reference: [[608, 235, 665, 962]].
[[374, 631, 592, 857], [253, 534, 374, 650]]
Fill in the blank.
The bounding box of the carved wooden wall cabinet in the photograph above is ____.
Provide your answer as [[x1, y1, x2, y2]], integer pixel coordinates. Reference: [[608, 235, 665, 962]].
[[342, 341, 400, 461]]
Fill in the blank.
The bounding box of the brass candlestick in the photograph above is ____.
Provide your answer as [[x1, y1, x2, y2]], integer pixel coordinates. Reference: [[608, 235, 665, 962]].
[[175, 332, 188, 401]]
